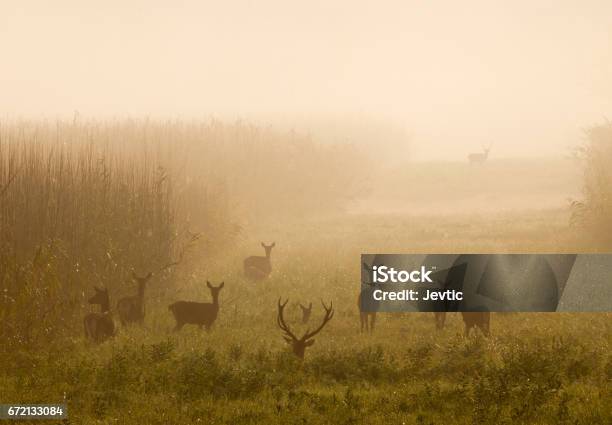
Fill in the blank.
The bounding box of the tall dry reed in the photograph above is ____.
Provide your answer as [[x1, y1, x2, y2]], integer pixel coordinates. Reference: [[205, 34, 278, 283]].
[[0, 118, 366, 349]]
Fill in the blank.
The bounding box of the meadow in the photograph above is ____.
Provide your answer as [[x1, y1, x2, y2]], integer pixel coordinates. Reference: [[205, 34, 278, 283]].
[[0, 120, 610, 424]]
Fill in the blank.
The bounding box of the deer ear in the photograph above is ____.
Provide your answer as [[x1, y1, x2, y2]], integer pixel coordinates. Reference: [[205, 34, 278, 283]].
[[271, 242, 275, 247], [146, 272, 153, 279], [219, 282, 224, 289], [261, 242, 265, 248], [305, 339, 315, 347], [206, 281, 212, 289], [308, 302, 312, 309], [283, 336, 293, 344]]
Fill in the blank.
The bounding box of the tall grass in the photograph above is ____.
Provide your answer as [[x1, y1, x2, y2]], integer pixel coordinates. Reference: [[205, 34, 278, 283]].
[[0, 118, 365, 350]]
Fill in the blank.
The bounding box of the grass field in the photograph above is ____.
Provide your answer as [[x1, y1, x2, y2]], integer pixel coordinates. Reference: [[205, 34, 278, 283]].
[[2, 199, 610, 424]]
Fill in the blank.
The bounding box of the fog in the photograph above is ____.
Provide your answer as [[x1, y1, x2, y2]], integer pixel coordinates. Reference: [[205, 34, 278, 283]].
[[1, 0, 611, 159]]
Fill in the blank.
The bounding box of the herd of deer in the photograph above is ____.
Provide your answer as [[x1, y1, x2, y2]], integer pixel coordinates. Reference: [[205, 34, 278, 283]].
[[84, 241, 490, 358]]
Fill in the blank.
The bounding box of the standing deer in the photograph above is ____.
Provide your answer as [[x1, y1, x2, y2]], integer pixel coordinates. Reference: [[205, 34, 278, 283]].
[[168, 281, 224, 332], [299, 302, 312, 324], [468, 144, 492, 165], [432, 311, 490, 335], [434, 312, 446, 330], [84, 287, 115, 343], [358, 293, 376, 333], [117, 271, 153, 326], [244, 242, 275, 280], [359, 261, 377, 333], [461, 311, 490, 337], [277, 298, 333, 359]]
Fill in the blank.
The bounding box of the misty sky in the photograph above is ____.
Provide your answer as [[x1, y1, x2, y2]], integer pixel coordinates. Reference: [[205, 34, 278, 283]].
[[1, 0, 611, 159]]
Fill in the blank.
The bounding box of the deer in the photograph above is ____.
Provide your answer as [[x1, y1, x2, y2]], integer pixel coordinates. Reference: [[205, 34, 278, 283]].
[[359, 261, 377, 333], [358, 293, 377, 333], [432, 311, 490, 335], [277, 298, 333, 359], [244, 242, 275, 280], [168, 281, 224, 332], [468, 144, 492, 165], [461, 311, 490, 337], [84, 287, 115, 343], [434, 312, 446, 330], [298, 302, 312, 324], [117, 271, 153, 326]]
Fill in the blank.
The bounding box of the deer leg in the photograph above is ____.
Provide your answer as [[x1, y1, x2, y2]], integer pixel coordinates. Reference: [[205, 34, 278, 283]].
[[369, 314, 376, 332], [435, 312, 446, 330], [481, 323, 490, 337]]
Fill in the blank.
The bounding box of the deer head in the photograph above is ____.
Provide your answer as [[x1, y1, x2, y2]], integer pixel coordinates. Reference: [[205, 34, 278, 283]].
[[132, 271, 153, 284], [261, 242, 275, 257], [88, 286, 110, 313], [206, 280, 224, 303], [298, 302, 312, 324], [277, 298, 333, 359], [132, 271, 153, 295]]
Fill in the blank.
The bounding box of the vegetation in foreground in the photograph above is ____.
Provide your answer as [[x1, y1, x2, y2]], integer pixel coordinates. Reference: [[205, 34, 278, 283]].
[[2, 211, 611, 424]]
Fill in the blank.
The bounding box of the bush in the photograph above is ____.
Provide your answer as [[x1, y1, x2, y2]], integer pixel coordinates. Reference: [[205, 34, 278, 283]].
[[571, 122, 612, 245]]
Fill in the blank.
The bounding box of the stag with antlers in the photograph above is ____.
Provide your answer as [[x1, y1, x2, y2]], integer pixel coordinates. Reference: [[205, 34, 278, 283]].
[[277, 298, 333, 359]]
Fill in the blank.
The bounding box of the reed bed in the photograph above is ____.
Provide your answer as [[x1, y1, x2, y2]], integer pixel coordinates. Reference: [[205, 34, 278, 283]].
[[0, 118, 365, 350]]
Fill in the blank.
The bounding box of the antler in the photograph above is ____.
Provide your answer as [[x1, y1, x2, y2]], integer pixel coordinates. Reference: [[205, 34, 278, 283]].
[[302, 300, 334, 341], [277, 298, 298, 342]]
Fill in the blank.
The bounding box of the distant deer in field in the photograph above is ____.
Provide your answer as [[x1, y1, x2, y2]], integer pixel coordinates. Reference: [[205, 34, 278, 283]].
[[299, 302, 312, 324], [277, 298, 333, 359], [84, 287, 115, 343], [461, 311, 490, 337], [468, 144, 492, 165], [434, 312, 446, 330], [168, 281, 224, 332], [117, 272, 153, 326], [358, 293, 377, 333], [359, 261, 377, 333], [433, 311, 490, 335], [244, 242, 275, 280]]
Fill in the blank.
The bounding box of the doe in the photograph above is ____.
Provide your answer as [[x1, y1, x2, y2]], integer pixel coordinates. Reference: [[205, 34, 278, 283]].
[[168, 281, 224, 332], [244, 242, 275, 280], [117, 271, 153, 326], [84, 287, 115, 343]]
